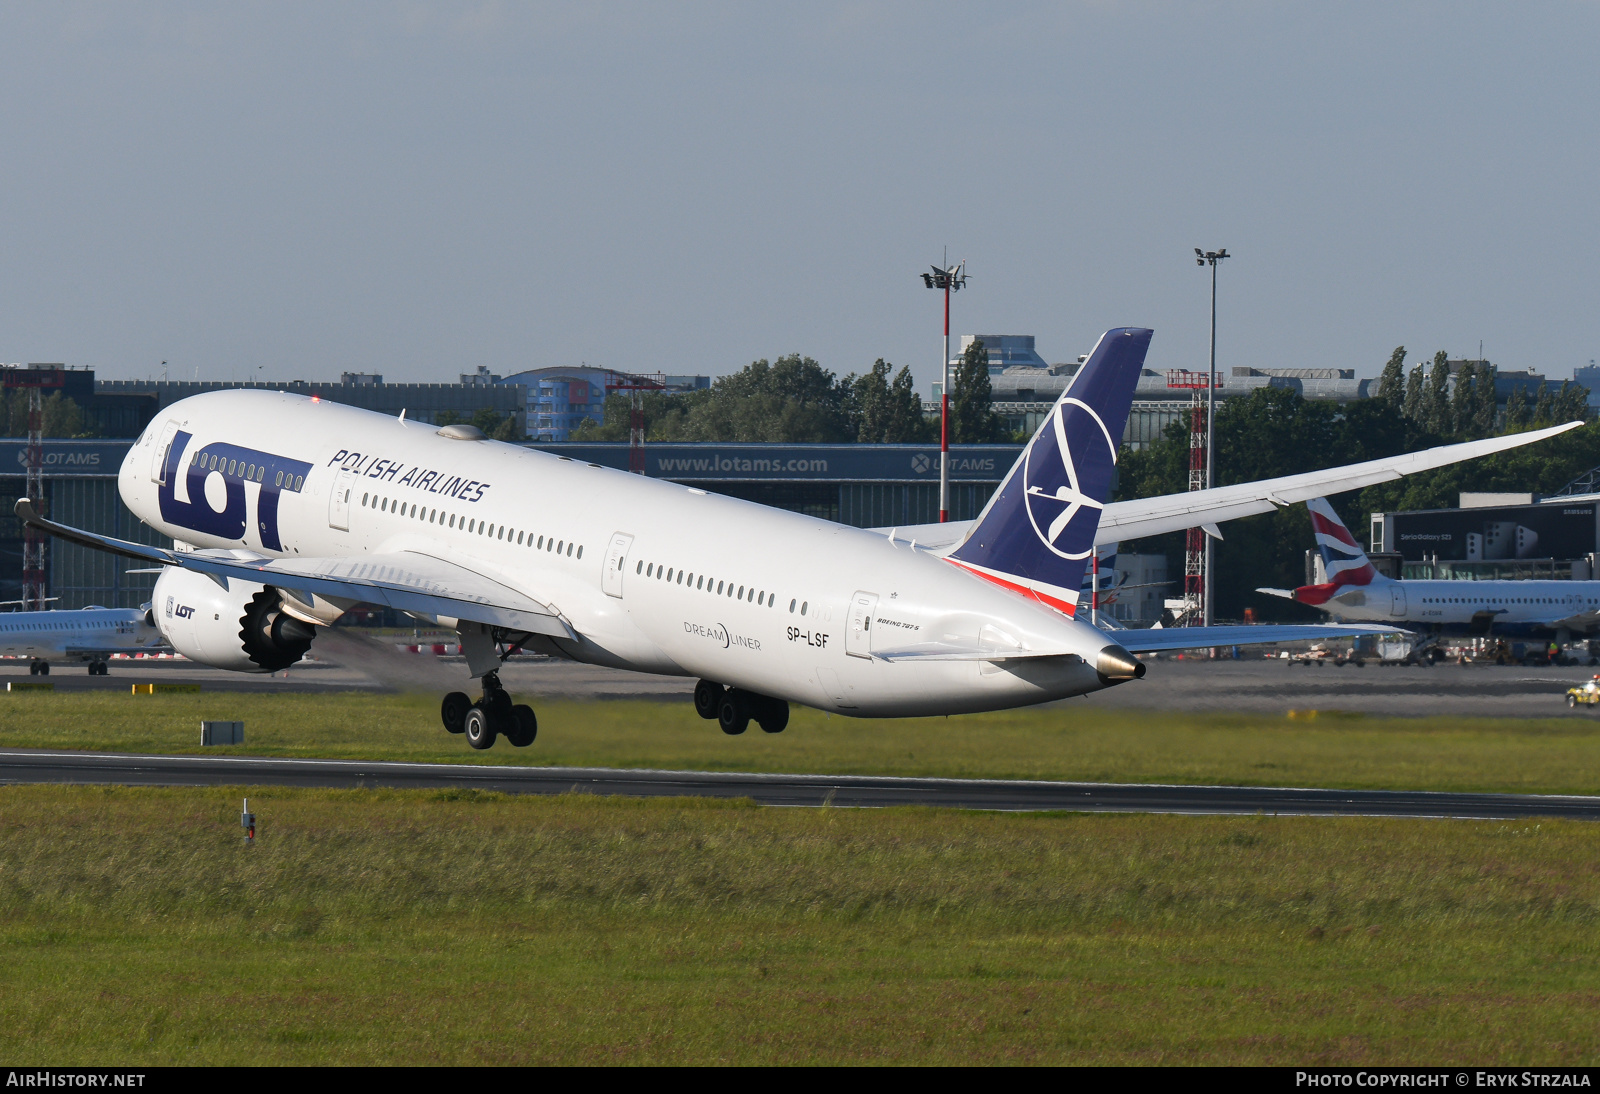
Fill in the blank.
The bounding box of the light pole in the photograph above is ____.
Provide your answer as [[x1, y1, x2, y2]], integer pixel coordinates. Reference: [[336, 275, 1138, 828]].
[[921, 257, 967, 522], [1195, 247, 1230, 626]]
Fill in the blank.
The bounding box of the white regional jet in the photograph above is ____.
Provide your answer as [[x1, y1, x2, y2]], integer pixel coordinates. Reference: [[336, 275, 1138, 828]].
[[16, 328, 1580, 748], [0, 605, 165, 675]]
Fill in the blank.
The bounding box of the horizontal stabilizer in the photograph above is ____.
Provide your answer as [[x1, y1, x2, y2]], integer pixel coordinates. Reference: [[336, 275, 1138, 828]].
[[1112, 623, 1401, 653], [1255, 588, 1297, 601]]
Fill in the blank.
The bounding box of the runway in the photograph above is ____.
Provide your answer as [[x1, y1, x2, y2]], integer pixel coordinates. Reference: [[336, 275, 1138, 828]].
[[3, 748, 1598, 819]]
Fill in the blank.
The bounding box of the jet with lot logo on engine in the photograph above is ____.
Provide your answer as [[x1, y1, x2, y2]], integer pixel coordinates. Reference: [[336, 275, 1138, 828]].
[[17, 329, 1580, 748]]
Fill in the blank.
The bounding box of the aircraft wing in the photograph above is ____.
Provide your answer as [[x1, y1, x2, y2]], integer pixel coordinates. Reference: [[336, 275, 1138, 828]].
[[1548, 610, 1600, 634], [15, 500, 570, 637], [1098, 422, 1582, 543], [875, 422, 1582, 550], [1109, 623, 1402, 653]]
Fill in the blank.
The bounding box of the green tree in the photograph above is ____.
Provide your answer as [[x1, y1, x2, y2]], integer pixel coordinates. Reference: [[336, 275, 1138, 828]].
[[1556, 381, 1591, 424], [884, 363, 933, 442], [1533, 383, 1554, 425], [850, 359, 894, 442], [1504, 384, 1530, 430], [1, 390, 88, 438], [949, 339, 1006, 443], [1403, 364, 1425, 422], [1375, 346, 1406, 407], [1425, 351, 1451, 434], [435, 407, 521, 441], [1471, 361, 1498, 436], [1448, 362, 1474, 435]]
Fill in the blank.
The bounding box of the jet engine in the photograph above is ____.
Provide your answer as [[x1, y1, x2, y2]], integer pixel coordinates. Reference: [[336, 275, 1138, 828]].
[[152, 567, 317, 673]]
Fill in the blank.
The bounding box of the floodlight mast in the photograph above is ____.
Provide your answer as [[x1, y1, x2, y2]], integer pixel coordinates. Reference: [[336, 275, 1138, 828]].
[[1194, 248, 1229, 627], [920, 258, 968, 522]]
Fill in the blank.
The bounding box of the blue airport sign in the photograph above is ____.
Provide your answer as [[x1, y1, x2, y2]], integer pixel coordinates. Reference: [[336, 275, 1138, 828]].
[[0, 440, 131, 477], [0, 439, 1026, 485], [531, 443, 1023, 482]]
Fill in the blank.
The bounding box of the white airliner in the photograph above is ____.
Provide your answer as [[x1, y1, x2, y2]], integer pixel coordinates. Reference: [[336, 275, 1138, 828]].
[[1261, 497, 1600, 639], [18, 328, 1578, 748], [0, 606, 165, 675]]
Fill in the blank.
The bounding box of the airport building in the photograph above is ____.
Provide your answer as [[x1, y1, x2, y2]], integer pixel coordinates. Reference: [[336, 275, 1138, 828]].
[[495, 367, 712, 442], [95, 373, 529, 437], [1368, 492, 1600, 583]]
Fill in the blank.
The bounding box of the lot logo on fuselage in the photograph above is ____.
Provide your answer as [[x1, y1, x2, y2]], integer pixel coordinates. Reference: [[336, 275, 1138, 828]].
[[1021, 398, 1115, 562], [157, 430, 314, 551]]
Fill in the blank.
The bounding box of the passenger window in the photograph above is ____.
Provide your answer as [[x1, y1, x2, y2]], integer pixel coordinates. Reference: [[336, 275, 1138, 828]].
[[789, 599, 796, 612], [801, 602, 808, 616], [577, 546, 582, 559]]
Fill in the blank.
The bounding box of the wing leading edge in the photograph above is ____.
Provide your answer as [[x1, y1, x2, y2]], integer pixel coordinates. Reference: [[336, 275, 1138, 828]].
[[875, 422, 1583, 551], [15, 500, 569, 637]]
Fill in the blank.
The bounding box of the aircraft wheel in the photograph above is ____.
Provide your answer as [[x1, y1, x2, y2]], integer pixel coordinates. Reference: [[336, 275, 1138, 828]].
[[717, 692, 749, 736], [755, 697, 789, 734], [441, 691, 471, 734], [464, 706, 497, 749], [507, 704, 537, 747], [694, 680, 724, 720], [38, 663, 48, 676]]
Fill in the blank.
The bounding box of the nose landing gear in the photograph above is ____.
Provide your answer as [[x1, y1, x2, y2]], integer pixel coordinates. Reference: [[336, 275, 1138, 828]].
[[441, 671, 537, 749]]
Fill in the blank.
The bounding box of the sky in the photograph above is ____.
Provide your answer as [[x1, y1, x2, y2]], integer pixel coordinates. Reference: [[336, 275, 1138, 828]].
[[0, 2, 1595, 391]]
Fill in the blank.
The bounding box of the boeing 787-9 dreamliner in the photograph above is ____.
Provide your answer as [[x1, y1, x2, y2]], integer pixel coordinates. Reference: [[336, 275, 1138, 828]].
[[19, 328, 1579, 747]]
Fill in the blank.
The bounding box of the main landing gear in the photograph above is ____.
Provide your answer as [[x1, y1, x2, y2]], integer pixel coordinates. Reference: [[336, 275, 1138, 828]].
[[86, 660, 109, 676], [694, 679, 789, 736], [440, 671, 537, 750], [27, 661, 49, 676]]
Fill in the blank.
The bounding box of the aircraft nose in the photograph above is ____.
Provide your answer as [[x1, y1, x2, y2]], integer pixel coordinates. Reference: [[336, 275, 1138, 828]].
[[1095, 644, 1146, 683]]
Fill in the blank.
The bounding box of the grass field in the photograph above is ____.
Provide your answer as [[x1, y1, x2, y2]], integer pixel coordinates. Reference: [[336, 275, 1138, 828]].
[[3, 690, 1600, 795], [2, 784, 1598, 1064]]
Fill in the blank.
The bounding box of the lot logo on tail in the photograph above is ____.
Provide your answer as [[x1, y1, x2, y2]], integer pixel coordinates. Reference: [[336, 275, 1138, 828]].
[[949, 327, 1152, 615], [1023, 398, 1116, 562]]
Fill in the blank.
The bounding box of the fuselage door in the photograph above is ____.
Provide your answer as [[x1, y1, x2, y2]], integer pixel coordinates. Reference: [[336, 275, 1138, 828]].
[[1390, 584, 1407, 617], [328, 469, 355, 531], [602, 532, 634, 599], [150, 420, 180, 485], [845, 590, 879, 659]]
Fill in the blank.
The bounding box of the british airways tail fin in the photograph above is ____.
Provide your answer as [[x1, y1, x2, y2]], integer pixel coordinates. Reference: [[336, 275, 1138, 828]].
[[1293, 496, 1384, 605], [947, 326, 1152, 615]]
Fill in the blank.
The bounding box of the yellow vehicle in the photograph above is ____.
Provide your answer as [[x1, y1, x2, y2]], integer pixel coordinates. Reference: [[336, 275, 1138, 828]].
[[1566, 676, 1600, 708]]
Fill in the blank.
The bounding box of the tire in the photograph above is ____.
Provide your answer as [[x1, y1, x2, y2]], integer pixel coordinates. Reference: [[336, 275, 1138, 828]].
[[39, 663, 48, 676], [441, 691, 471, 734], [694, 680, 724, 721], [507, 704, 537, 747], [755, 697, 789, 734], [1570, 695, 1578, 708], [464, 705, 497, 750], [717, 692, 749, 736]]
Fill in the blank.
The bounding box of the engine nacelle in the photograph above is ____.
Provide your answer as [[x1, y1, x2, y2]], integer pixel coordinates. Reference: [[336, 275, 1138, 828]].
[[153, 568, 316, 673]]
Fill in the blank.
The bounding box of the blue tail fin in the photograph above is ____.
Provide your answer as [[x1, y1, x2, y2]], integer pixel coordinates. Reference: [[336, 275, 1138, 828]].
[[948, 326, 1152, 615]]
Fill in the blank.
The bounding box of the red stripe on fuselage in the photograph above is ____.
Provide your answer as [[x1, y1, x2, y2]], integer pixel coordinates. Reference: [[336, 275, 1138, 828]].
[[944, 557, 1079, 616]]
